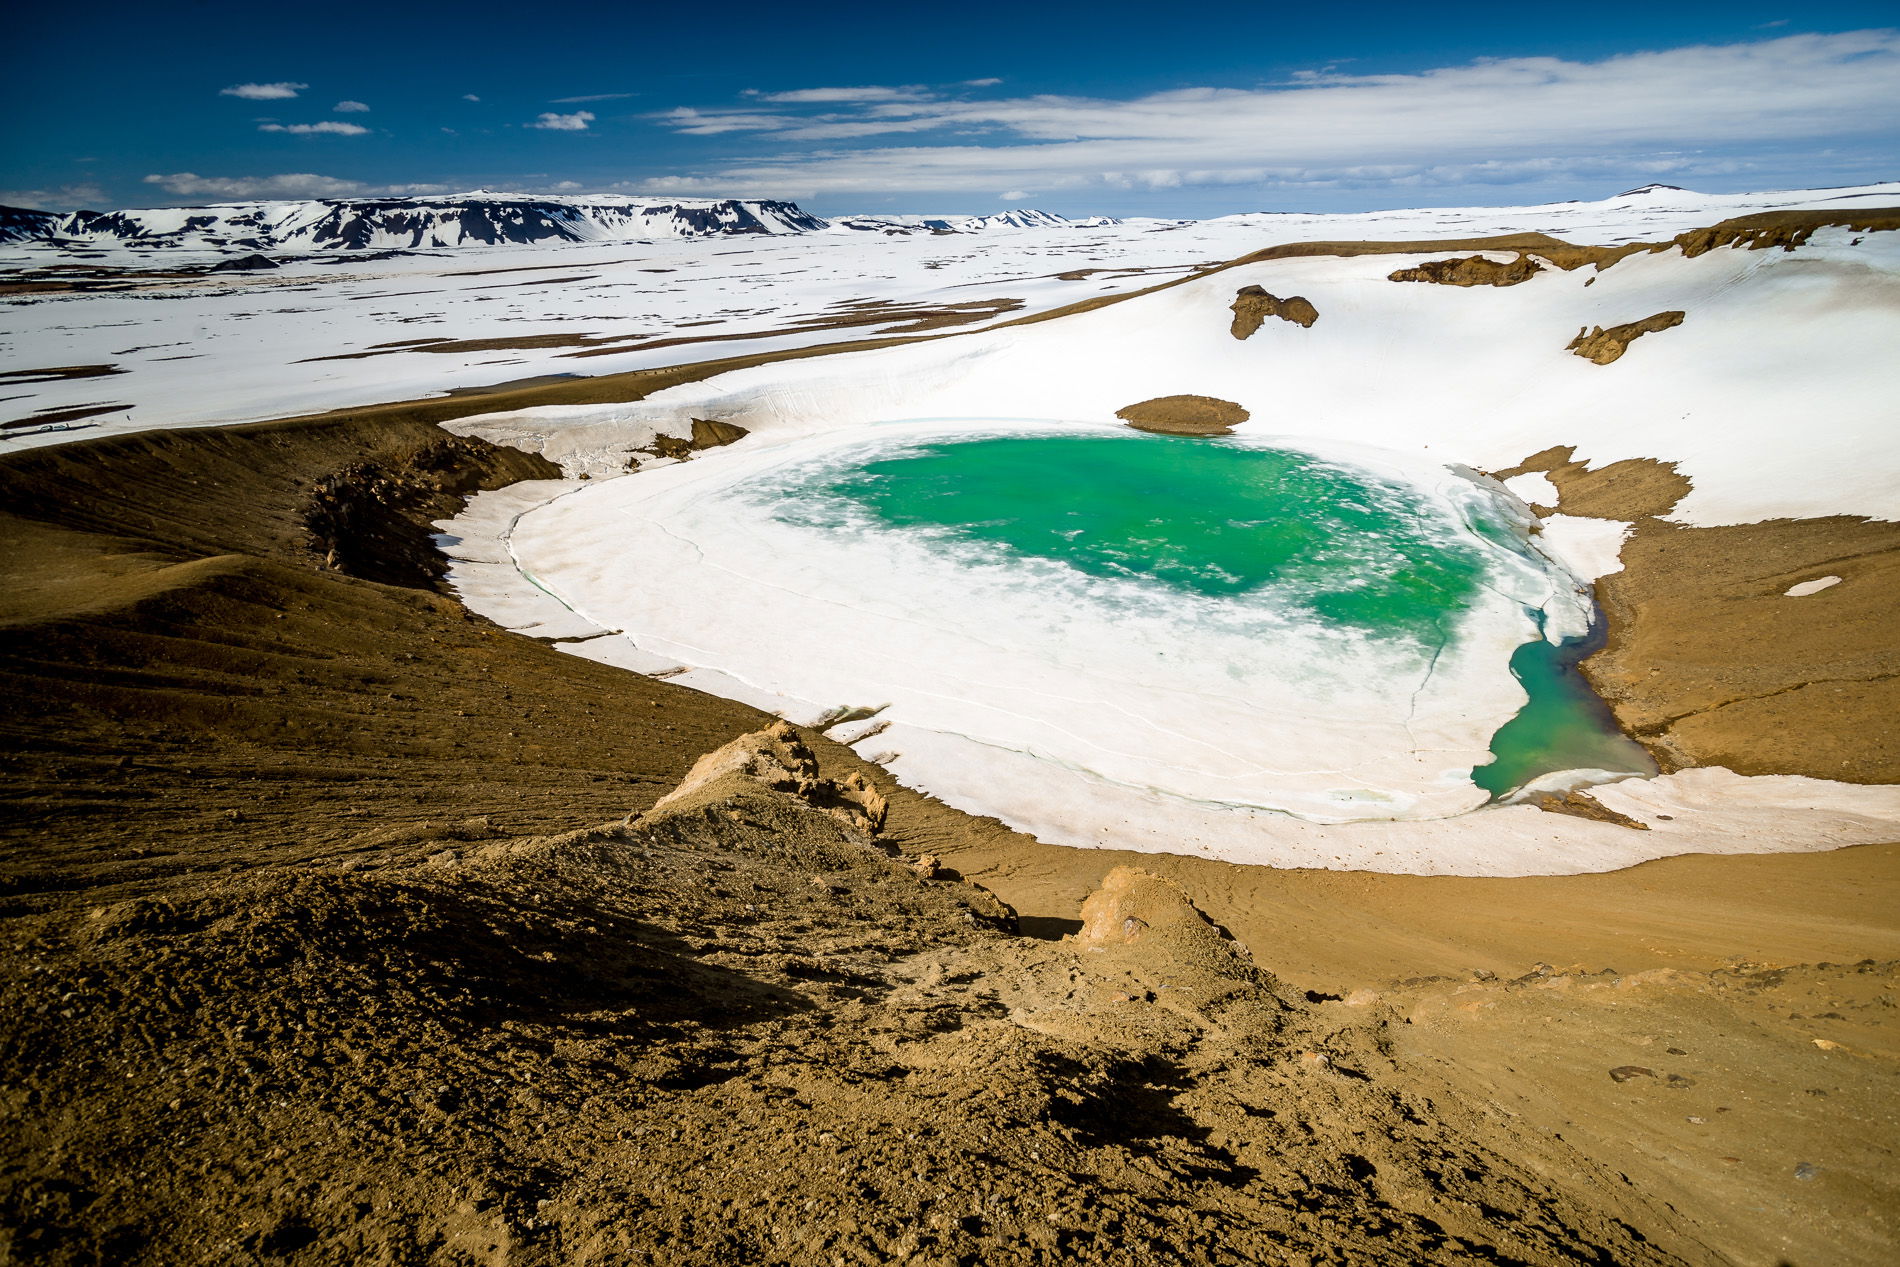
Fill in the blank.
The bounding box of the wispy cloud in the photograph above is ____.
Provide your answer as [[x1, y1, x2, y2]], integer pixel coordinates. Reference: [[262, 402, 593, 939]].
[[659, 107, 803, 135], [220, 82, 308, 101], [746, 85, 929, 104], [461, 93, 481, 103], [144, 172, 366, 199], [645, 31, 1900, 200], [258, 121, 369, 136], [141, 172, 454, 201], [333, 100, 370, 113], [551, 92, 637, 104], [526, 110, 595, 131], [0, 182, 109, 210], [964, 78, 1003, 88]]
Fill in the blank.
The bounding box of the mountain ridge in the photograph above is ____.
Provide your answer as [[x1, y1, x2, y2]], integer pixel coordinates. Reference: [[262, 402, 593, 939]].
[[0, 192, 1114, 252]]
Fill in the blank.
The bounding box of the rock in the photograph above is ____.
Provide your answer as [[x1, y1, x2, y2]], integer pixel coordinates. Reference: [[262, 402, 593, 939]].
[[1565, 310, 1685, 365], [1793, 1162, 1821, 1181], [1608, 1065, 1657, 1083], [1387, 254, 1543, 287], [206, 253, 280, 272], [689, 418, 748, 449], [640, 721, 887, 837], [911, 854, 943, 880], [1229, 285, 1318, 338]]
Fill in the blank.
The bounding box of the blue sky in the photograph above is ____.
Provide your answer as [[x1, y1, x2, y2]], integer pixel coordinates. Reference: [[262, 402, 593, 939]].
[[4, 1, 1897, 216]]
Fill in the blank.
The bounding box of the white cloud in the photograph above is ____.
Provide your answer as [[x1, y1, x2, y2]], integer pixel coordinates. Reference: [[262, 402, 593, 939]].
[[333, 100, 370, 113], [527, 110, 595, 131], [551, 92, 637, 104], [551, 180, 585, 191], [144, 172, 366, 199], [964, 78, 1003, 87], [258, 121, 369, 136], [462, 93, 481, 103], [659, 107, 806, 135], [141, 173, 453, 201], [999, 189, 1027, 200], [645, 31, 1900, 200], [0, 182, 109, 210], [220, 82, 308, 101], [749, 85, 930, 104]]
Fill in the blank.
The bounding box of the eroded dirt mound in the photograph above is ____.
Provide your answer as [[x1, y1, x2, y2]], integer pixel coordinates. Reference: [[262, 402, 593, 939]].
[[1114, 395, 1250, 436], [1, 730, 1691, 1266], [1387, 254, 1544, 287], [1566, 311, 1686, 364], [1229, 285, 1318, 337]]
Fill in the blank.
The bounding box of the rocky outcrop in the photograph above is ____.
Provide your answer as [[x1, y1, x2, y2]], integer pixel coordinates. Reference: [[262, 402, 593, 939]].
[[1566, 310, 1685, 365], [1670, 208, 1900, 258], [303, 436, 561, 588], [1229, 285, 1318, 338], [1077, 866, 1247, 965], [1115, 394, 1250, 436], [641, 720, 888, 840], [1387, 254, 1543, 287], [644, 416, 751, 460], [689, 417, 748, 449]]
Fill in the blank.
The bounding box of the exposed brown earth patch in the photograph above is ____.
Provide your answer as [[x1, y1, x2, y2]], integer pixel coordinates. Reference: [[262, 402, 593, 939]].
[[297, 300, 1026, 367], [0, 364, 124, 385], [1114, 394, 1250, 435], [1586, 515, 1900, 782], [1229, 285, 1318, 337], [1492, 445, 1692, 519], [1388, 254, 1545, 287], [1566, 311, 1686, 364], [1491, 446, 1897, 781]]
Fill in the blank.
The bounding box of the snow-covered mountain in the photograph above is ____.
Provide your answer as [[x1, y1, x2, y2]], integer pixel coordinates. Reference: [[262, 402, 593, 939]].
[[0, 194, 1133, 253], [0, 192, 828, 252], [954, 209, 1082, 231], [829, 209, 1124, 234], [0, 206, 60, 243]]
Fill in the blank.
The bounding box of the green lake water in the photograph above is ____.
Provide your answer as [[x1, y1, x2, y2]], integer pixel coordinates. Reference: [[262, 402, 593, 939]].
[[767, 429, 1652, 798]]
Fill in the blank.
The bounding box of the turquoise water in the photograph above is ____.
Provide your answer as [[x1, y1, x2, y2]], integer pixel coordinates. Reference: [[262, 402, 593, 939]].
[[776, 432, 1512, 649], [1472, 628, 1657, 797], [766, 428, 1649, 799]]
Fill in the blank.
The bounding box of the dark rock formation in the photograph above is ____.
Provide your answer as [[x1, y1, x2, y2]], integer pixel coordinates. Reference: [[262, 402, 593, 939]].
[[1566, 311, 1686, 365], [1230, 285, 1319, 338], [1388, 254, 1544, 287]]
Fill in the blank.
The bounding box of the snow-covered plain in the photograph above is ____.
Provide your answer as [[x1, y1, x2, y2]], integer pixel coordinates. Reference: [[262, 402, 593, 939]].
[[11, 181, 1900, 874], [433, 182, 1900, 875], [6, 181, 1896, 443]]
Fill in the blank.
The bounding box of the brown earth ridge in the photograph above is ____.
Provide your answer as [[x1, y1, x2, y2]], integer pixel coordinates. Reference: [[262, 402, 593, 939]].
[[3, 212, 1898, 1265]]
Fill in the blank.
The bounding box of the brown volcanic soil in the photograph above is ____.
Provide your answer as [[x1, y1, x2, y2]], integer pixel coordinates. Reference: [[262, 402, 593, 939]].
[[6, 212, 1900, 1265], [2, 408, 1896, 1266]]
